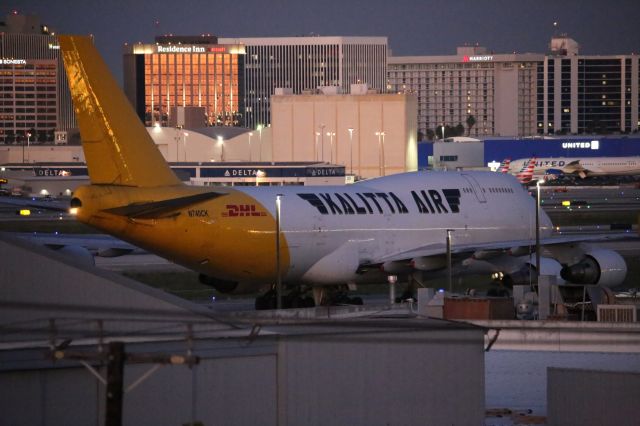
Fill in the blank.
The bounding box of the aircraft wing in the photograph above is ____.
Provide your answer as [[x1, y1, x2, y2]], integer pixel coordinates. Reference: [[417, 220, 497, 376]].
[[0, 197, 70, 213], [561, 160, 588, 174], [10, 232, 141, 257], [374, 233, 633, 265]]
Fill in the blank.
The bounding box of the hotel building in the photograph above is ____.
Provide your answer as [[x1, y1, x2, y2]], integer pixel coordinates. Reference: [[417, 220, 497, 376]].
[[218, 36, 388, 130], [123, 35, 246, 127], [0, 12, 76, 144], [388, 46, 543, 138], [389, 37, 640, 138], [538, 37, 639, 135]]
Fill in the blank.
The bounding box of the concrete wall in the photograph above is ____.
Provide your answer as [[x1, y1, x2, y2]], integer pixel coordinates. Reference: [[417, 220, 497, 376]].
[[494, 65, 518, 137], [0, 145, 84, 164], [271, 93, 418, 178], [548, 368, 640, 426], [0, 326, 484, 426], [279, 329, 484, 426], [433, 141, 485, 170]]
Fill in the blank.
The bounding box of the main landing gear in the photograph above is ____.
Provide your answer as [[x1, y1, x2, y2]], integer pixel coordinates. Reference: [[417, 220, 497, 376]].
[[254, 285, 364, 310], [254, 287, 314, 310]]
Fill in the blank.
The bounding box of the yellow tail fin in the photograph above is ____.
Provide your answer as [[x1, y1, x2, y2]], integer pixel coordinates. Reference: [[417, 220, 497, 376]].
[[59, 35, 181, 187]]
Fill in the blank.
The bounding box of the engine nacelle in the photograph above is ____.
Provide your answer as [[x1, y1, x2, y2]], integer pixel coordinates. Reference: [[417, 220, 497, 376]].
[[560, 249, 627, 288], [412, 255, 446, 272], [507, 256, 565, 286], [198, 274, 262, 295], [56, 245, 95, 267]]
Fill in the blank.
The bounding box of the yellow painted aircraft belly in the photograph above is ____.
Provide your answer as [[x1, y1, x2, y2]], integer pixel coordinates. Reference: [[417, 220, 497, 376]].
[[74, 186, 290, 283]]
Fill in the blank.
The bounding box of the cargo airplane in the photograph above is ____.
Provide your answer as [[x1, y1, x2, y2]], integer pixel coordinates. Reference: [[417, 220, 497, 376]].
[[59, 36, 627, 308], [509, 156, 640, 182]]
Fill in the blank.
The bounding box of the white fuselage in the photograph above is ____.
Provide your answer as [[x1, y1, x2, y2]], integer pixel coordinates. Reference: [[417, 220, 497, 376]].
[[509, 157, 640, 179], [234, 171, 552, 282]]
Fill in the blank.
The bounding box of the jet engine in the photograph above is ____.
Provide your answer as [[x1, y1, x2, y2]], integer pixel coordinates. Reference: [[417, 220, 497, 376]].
[[560, 249, 627, 288], [506, 256, 565, 286], [198, 274, 262, 294]]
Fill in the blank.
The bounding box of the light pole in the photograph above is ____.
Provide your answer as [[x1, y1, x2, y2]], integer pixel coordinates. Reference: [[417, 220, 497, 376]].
[[319, 124, 325, 162], [314, 132, 320, 161], [535, 180, 541, 285], [248, 132, 253, 162], [275, 194, 283, 310], [257, 125, 263, 161], [446, 229, 455, 292], [441, 123, 445, 140], [183, 132, 188, 162], [326, 131, 335, 163], [347, 128, 354, 176], [217, 136, 225, 162], [375, 131, 385, 176], [174, 126, 181, 162], [26, 131, 32, 163]]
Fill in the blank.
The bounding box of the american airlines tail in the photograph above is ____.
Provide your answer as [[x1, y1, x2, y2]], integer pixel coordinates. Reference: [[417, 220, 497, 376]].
[[59, 36, 181, 187], [514, 157, 536, 184], [498, 158, 511, 174]]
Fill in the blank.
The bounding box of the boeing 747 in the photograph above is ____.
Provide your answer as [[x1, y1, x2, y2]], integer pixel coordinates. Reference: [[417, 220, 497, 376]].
[[59, 36, 627, 308]]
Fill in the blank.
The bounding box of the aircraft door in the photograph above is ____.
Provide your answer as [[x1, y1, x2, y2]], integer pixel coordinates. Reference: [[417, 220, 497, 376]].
[[461, 174, 487, 203]]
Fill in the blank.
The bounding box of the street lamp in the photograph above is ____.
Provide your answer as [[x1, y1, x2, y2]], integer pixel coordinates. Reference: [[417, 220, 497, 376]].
[[217, 136, 225, 162], [375, 131, 386, 176], [248, 132, 253, 162], [275, 194, 283, 310], [326, 131, 335, 163], [25, 131, 32, 163], [174, 126, 182, 162], [314, 132, 320, 162], [446, 229, 455, 292], [257, 124, 263, 161], [183, 132, 189, 162], [319, 124, 325, 162], [347, 128, 354, 175], [535, 180, 542, 285]]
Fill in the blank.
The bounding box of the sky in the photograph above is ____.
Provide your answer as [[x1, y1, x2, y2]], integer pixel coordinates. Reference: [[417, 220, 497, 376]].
[[7, 0, 640, 82]]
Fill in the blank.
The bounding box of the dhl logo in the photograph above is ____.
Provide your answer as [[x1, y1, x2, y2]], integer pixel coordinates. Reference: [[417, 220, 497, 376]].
[[222, 204, 267, 217]]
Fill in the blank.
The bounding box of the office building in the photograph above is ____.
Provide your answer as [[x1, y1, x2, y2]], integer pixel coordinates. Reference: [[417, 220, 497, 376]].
[[388, 46, 543, 138], [0, 12, 76, 144], [389, 37, 640, 138], [218, 36, 388, 130], [537, 36, 639, 135], [123, 35, 245, 127]]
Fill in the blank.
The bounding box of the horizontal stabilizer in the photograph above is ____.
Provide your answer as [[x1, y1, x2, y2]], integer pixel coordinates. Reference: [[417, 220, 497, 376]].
[[103, 191, 226, 219]]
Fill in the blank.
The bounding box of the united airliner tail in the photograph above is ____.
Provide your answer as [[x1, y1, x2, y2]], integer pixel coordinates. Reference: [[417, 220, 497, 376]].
[[59, 36, 181, 187]]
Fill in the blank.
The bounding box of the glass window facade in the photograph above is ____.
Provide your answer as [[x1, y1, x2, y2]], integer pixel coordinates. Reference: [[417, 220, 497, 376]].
[[127, 43, 245, 127], [0, 60, 58, 143], [220, 37, 388, 130]]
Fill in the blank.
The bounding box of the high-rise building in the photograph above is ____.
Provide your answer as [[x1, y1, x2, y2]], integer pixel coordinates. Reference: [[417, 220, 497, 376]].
[[388, 47, 543, 138], [389, 37, 640, 138], [218, 36, 388, 130], [123, 35, 245, 127], [0, 11, 76, 144], [537, 36, 639, 135]]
